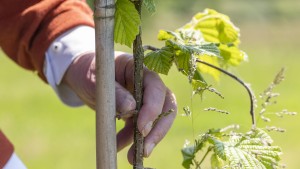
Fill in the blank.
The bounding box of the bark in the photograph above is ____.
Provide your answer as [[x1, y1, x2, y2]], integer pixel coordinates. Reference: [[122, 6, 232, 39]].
[[94, 0, 117, 169], [132, 0, 145, 169]]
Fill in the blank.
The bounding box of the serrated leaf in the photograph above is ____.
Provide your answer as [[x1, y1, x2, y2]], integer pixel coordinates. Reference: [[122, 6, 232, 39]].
[[208, 137, 226, 160], [189, 8, 240, 44], [191, 72, 207, 93], [143, 0, 156, 14], [219, 44, 247, 66], [154, 9, 248, 98], [181, 133, 210, 169], [114, 0, 141, 47], [173, 46, 191, 74], [144, 47, 174, 75], [222, 129, 282, 169], [250, 128, 274, 145], [192, 43, 220, 57], [196, 55, 221, 81], [227, 147, 266, 169], [158, 30, 179, 41], [211, 153, 225, 169], [183, 128, 282, 169], [258, 155, 280, 169], [181, 8, 247, 68], [166, 39, 220, 73], [181, 146, 196, 169]]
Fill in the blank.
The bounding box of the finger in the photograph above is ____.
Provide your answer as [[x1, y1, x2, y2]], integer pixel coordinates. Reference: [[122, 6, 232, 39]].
[[114, 52, 132, 87], [137, 70, 167, 137], [117, 118, 134, 152], [143, 89, 177, 157], [115, 82, 136, 117], [127, 144, 134, 165]]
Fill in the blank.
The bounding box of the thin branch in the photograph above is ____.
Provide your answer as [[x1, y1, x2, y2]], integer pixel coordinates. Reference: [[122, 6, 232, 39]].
[[142, 44, 256, 126], [143, 45, 159, 51], [199, 146, 213, 166], [196, 59, 256, 127], [132, 0, 145, 169]]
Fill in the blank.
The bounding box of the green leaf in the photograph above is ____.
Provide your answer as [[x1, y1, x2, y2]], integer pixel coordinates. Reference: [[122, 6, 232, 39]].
[[152, 9, 248, 96], [144, 47, 174, 75], [114, 0, 141, 47], [181, 133, 210, 169], [156, 29, 221, 86], [183, 127, 282, 169], [86, 0, 94, 9], [222, 129, 282, 169], [186, 8, 240, 44], [181, 8, 247, 68], [226, 146, 266, 169], [192, 43, 220, 57], [191, 72, 207, 92], [157, 30, 180, 41], [196, 55, 221, 81], [181, 146, 196, 169], [208, 137, 226, 160], [166, 39, 220, 72], [172, 44, 192, 74], [250, 128, 274, 145], [219, 44, 248, 67], [143, 0, 156, 14], [211, 153, 225, 169]]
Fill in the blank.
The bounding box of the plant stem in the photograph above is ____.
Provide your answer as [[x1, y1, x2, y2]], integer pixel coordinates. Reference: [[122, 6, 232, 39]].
[[132, 0, 144, 169], [142, 45, 256, 126], [199, 146, 213, 166], [143, 45, 159, 51], [196, 59, 256, 127]]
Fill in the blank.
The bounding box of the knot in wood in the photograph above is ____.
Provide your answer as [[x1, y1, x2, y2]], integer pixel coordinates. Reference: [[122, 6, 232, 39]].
[[94, 4, 115, 18]]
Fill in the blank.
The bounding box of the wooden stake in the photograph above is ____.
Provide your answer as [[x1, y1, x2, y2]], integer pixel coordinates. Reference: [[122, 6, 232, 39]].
[[94, 0, 117, 169]]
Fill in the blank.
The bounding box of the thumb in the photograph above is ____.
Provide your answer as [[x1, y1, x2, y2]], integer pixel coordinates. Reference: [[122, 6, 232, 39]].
[[115, 82, 136, 118]]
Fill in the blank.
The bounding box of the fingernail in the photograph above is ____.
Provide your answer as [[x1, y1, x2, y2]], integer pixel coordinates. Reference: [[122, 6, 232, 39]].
[[123, 99, 135, 111], [144, 143, 155, 157], [118, 99, 135, 119], [142, 121, 153, 137], [128, 100, 136, 111], [119, 110, 135, 119]]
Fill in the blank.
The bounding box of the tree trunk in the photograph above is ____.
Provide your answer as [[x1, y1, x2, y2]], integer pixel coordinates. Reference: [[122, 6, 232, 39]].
[[94, 0, 117, 169]]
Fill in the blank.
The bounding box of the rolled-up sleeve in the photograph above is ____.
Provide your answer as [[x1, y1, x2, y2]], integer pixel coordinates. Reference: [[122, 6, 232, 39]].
[[0, 0, 94, 82], [0, 131, 14, 168]]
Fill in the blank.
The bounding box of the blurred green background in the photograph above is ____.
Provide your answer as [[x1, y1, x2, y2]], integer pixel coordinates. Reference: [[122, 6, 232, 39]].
[[1, 0, 300, 168]]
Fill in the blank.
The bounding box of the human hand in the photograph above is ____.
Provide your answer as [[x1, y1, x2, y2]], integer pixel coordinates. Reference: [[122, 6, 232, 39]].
[[62, 51, 177, 164]]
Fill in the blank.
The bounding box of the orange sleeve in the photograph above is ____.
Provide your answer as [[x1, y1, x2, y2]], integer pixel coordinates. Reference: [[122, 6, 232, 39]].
[[0, 0, 95, 82], [0, 131, 14, 168]]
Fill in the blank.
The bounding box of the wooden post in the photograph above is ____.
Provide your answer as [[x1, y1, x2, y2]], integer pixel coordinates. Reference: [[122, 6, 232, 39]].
[[94, 0, 117, 169]]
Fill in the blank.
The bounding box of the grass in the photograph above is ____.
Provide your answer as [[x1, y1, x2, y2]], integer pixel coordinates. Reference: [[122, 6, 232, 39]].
[[1, 19, 300, 169]]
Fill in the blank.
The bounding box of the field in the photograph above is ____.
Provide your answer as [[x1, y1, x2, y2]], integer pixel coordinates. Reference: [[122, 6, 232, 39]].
[[1, 2, 300, 169]]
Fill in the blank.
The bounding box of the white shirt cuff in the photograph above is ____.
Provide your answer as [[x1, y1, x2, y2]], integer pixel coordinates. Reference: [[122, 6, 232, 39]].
[[44, 26, 95, 106], [3, 153, 27, 169]]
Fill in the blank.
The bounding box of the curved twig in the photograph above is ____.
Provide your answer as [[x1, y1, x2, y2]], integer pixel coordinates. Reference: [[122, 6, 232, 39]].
[[142, 44, 256, 127], [196, 59, 256, 127]]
